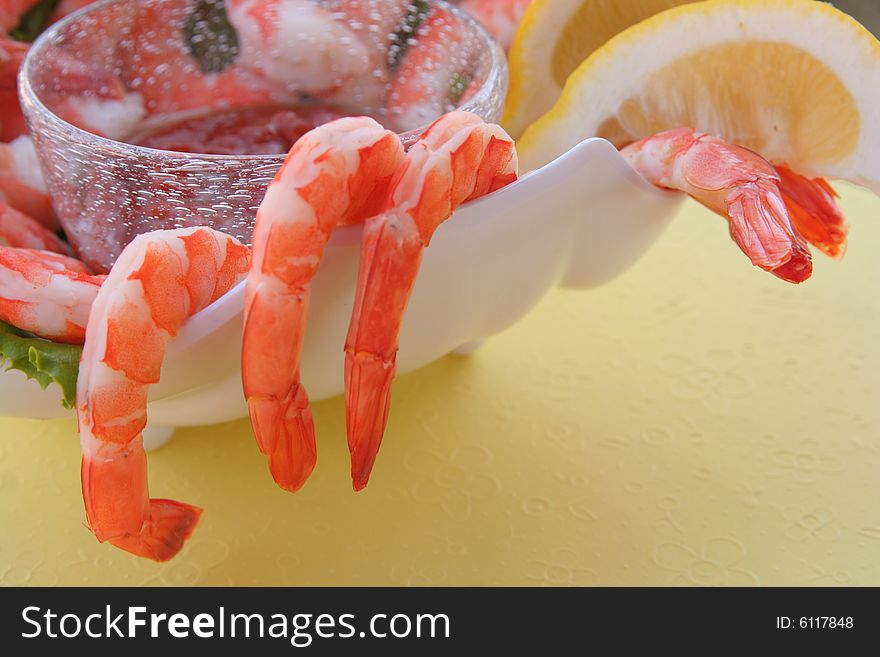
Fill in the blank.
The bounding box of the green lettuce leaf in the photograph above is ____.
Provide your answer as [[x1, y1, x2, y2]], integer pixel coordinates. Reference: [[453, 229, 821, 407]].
[[184, 0, 240, 74], [9, 0, 59, 43], [0, 320, 81, 409], [449, 71, 473, 106], [387, 0, 431, 71]]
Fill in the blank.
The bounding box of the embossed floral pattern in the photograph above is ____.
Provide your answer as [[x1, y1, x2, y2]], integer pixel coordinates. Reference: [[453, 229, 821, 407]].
[[655, 349, 751, 401], [783, 507, 840, 542], [524, 548, 599, 586], [769, 439, 843, 484], [405, 445, 501, 522], [653, 538, 759, 586], [389, 562, 448, 586], [1, 550, 59, 585]]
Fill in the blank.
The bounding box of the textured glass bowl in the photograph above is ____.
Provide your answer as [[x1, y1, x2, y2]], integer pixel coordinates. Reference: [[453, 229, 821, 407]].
[[19, 0, 506, 272]]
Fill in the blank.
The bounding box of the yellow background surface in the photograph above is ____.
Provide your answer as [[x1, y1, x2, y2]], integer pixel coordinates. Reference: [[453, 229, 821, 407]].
[[1, 184, 878, 586]]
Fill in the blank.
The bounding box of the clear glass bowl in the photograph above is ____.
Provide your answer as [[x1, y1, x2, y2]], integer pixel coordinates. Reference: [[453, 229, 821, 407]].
[[19, 0, 506, 272]]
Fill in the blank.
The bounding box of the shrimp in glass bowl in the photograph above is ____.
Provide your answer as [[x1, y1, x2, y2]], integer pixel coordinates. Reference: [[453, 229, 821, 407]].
[[17, 0, 507, 271]]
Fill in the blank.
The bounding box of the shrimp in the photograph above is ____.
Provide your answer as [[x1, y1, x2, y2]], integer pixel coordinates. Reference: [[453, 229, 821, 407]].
[[227, 0, 375, 97], [226, 1, 433, 110], [386, 5, 482, 131], [0, 108, 143, 234], [0, 137, 54, 228], [774, 164, 847, 260], [2, 1, 119, 139], [120, 0, 272, 116], [331, 0, 414, 56], [620, 128, 815, 284], [344, 110, 517, 489], [77, 227, 249, 561], [0, 201, 70, 253], [325, 0, 417, 108], [243, 116, 404, 491], [1, 38, 29, 142], [2, 30, 134, 227], [0, 246, 103, 344], [459, 0, 532, 51], [50, 93, 147, 141]]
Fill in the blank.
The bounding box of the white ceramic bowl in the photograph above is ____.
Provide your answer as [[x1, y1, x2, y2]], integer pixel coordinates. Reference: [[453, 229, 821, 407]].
[[0, 139, 681, 447]]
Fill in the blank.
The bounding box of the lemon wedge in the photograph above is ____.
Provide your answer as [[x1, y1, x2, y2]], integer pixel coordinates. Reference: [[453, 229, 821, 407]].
[[503, 0, 699, 138], [516, 0, 880, 194]]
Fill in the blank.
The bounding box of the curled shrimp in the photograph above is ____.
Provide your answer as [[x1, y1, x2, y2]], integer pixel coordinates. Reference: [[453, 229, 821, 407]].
[[77, 227, 249, 561], [332, 0, 413, 55], [227, 0, 374, 97], [243, 116, 404, 491], [0, 137, 55, 228], [121, 0, 271, 116], [2, 34, 137, 227], [327, 0, 417, 108], [345, 110, 517, 489], [3, 11, 129, 141], [621, 128, 817, 283], [0, 245, 103, 344], [0, 201, 70, 253]]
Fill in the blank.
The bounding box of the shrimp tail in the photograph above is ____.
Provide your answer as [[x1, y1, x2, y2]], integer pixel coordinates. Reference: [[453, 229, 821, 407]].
[[246, 381, 317, 492], [725, 179, 813, 284], [345, 351, 395, 490], [774, 165, 847, 259], [108, 501, 203, 562], [242, 248, 318, 492], [345, 218, 422, 490], [81, 438, 202, 562]]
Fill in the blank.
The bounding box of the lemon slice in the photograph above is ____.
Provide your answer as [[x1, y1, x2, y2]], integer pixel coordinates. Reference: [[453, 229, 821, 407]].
[[503, 0, 699, 138], [517, 0, 880, 192]]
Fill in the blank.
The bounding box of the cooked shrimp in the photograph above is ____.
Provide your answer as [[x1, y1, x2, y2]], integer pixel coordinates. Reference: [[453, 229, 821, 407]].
[[387, 5, 481, 131], [227, 0, 374, 97], [0, 137, 55, 229], [2, 37, 134, 226], [621, 128, 814, 283], [344, 110, 517, 489], [0, 0, 39, 32], [121, 0, 272, 116], [33, 48, 143, 140], [325, 0, 416, 108], [77, 227, 249, 561], [332, 0, 414, 56], [51, 92, 147, 141], [460, 0, 532, 50], [243, 116, 404, 491], [774, 164, 847, 260], [0, 112, 142, 233], [2, 2, 125, 139], [0, 246, 103, 344], [0, 201, 70, 253], [1, 38, 28, 142]]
